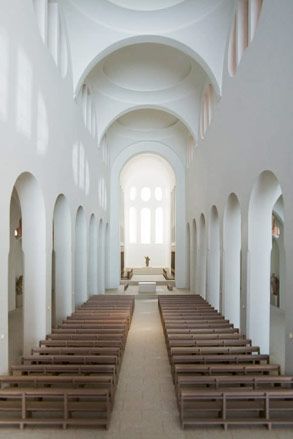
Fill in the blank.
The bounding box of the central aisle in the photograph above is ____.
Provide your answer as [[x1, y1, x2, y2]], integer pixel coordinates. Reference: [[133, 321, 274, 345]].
[[111, 299, 183, 438]]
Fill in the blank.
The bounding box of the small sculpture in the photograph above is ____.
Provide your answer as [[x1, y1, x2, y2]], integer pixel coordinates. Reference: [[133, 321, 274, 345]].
[[145, 256, 150, 267]]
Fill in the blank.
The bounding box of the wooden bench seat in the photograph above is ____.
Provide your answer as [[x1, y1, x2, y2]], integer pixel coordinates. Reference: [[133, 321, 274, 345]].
[[177, 374, 293, 394], [169, 346, 260, 355], [171, 354, 270, 366], [39, 339, 124, 348], [32, 346, 121, 358], [167, 334, 245, 343], [174, 363, 280, 381], [10, 364, 117, 381], [168, 339, 252, 348], [22, 354, 119, 367], [51, 328, 127, 335], [0, 387, 110, 429], [164, 323, 234, 330], [0, 374, 115, 400], [46, 334, 125, 342], [179, 388, 293, 429]]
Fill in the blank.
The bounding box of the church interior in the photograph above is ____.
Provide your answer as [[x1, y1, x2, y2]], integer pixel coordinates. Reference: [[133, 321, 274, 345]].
[[0, 0, 293, 437]]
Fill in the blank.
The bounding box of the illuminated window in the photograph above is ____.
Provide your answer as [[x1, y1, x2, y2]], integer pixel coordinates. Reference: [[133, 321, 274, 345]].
[[155, 187, 163, 201], [228, 14, 237, 77], [72, 142, 90, 194], [130, 187, 137, 201], [129, 207, 137, 243], [36, 91, 49, 154], [200, 84, 214, 139], [141, 187, 151, 202], [0, 28, 8, 122], [16, 49, 32, 138], [79, 145, 85, 189], [155, 207, 164, 244], [237, 0, 249, 64], [141, 208, 151, 244], [250, 0, 263, 41]]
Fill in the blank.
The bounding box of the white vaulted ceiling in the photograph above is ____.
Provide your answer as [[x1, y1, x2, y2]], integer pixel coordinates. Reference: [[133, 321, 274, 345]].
[[102, 44, 192, 92], [106, 0, 185, 12], [60, 0, 235, 159]]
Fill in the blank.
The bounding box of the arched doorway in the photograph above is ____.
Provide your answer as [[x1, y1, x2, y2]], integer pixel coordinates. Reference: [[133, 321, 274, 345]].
[[186, 223, 190, 290], [105, 223, 109, 290], [8, 189, 24, 364], [98, 219, 105, 293], [75, 206, 87, 305], [109, 142, 186, 289], [8, 173, 46, 357], [207, 205, 220, 309], [52, 194, 72, 327], [191, 219, 197, 293], [88, 214, 98, 295], [247, 171, 284, 359], [198, 213, 207, 298], [223, 193, 241, 327]]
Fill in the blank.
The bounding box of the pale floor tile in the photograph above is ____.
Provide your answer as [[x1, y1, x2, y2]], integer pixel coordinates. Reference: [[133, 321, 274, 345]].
[[4, 296, 292, 439]]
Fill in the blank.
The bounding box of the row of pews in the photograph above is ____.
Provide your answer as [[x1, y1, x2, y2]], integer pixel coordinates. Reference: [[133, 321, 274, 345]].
[[158, 294, 293, 430], [0, 295, 134, 429]]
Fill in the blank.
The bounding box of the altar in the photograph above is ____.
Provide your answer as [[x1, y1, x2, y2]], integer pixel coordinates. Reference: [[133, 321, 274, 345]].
[[138, 281, 156, 293]]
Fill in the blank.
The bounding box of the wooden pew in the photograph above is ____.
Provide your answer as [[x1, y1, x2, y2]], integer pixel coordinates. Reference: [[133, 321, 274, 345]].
[[179, 388, 293, 429], [0, 374, 115, 402], [0, 387, 111, 429]]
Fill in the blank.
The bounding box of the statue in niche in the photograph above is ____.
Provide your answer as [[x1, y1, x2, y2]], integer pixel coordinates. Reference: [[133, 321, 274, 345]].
[[145, 256, 150, 267]]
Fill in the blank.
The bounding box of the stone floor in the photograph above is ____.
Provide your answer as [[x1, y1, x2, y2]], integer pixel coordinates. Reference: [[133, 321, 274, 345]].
[[3, 298, 292, 439]]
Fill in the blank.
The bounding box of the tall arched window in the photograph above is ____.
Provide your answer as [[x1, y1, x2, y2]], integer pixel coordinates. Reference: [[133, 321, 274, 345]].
[[237, 0, 249, 64], [155, 187, 163, 201], [250, 0, 263, 41], [130, 186, 137, 201], [200, 84, 214, 139], [155, 207, 164, 244], [129, 207, 137, 243], [141, 187, 151, 202], [141, 208, 151, 244]]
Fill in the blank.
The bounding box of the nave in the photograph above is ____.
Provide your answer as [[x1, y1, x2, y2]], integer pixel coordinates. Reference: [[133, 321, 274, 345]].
[[1, 292, 292, 438]]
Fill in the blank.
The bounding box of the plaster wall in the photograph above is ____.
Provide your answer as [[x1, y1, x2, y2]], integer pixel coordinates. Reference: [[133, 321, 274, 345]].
[[186, 0, 293, 372], [0, 0, 109, 373]]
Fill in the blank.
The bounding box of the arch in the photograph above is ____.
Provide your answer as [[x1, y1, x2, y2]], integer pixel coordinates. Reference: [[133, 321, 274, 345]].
[[8, 189, 24, 365], [75, 36, 220, 99], [98, 219, 105, 293], [186, 223, 190, 290], [190, 219, 197, 293], [98, 104, 196, 145], [74, 206, 87, 305], [198, 213, 207, 298], [207, 205, 220, 309], [52, 194, 72, 326], [108, 141, 186, 289], [247, 171, 283, 355], [9, 172, 46, 355], [105, 223, 110, 290], [88, 214, 98, 295], [223, 193, 241, 327]]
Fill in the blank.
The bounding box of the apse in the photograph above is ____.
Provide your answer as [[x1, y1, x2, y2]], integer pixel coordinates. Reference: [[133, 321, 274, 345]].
[[120, 153, 175, 270]]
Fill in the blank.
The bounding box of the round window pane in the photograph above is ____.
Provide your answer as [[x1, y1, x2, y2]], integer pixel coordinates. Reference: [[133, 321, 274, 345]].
[[141, 187, 151, 202], [130, 186, 137, 201], [155, 187, 162, 201]]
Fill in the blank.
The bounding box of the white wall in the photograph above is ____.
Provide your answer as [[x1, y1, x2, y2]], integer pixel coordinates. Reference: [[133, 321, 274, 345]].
[[0, 0, 109, 373], [186, 0, 293, 372]]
